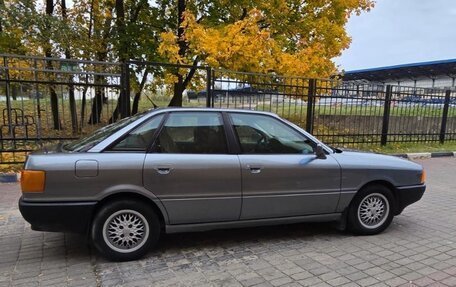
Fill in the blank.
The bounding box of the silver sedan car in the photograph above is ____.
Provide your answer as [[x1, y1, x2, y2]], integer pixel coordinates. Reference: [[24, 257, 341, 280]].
[[19, 108, 426, 261]]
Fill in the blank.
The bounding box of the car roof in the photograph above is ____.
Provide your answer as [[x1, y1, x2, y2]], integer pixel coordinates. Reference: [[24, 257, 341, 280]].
[[147, 107, 280, 117]]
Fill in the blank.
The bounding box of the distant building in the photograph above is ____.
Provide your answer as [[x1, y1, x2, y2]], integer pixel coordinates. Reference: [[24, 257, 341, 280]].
[[342, 59, 456, 89]]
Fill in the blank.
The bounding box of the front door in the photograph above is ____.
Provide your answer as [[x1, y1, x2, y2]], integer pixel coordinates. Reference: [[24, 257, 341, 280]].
[[228, 112, 341, 220], [143, 111, 241, 224]]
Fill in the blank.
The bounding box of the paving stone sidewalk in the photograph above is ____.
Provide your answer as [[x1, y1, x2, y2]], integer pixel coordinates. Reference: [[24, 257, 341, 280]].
[[1, 157, 456, 287]]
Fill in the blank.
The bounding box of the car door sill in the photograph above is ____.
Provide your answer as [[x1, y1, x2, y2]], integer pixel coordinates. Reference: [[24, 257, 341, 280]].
[[165, 213, 341, 233]]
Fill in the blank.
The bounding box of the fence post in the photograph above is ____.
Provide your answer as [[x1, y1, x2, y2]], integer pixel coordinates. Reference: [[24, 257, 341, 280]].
[[306, 79, 316, 133], [439, 90, 451, 144], [206, 67, 212, 108], [381, 85, 392, 146], [3, 56, 13, 137]]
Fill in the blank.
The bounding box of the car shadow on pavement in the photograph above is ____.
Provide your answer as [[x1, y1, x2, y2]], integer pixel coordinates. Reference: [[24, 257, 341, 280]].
[[66, 217, 409, 263], [153, 221, 345, 254], [59, 222, 349, 263], [8, 220, 346, 266]]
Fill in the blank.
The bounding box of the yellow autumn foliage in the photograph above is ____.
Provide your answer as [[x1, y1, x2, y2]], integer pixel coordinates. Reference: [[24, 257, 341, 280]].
[[159, 0, 374, 78]]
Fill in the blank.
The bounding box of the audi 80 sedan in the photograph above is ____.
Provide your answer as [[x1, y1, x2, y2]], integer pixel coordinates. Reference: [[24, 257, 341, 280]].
[[19, 108, 426, 261]]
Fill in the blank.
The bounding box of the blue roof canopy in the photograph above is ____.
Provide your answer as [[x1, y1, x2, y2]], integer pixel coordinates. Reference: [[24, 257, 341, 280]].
[[342, 59, 456, 82]]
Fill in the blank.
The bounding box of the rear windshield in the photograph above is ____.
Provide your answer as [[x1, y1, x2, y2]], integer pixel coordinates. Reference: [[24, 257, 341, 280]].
[[64, 113, 145, 152]]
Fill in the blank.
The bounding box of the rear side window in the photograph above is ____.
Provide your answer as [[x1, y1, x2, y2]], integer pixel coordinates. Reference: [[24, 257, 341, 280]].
[[155, 112, 228, 154], [64, 112, 146, 152], [110, 114, 164, 151]]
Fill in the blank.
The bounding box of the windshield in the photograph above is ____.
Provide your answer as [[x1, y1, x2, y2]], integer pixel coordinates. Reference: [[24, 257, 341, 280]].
[[64, 112, 146, 152]]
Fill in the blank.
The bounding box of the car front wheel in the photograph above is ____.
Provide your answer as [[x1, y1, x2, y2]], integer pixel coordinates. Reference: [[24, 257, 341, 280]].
[[91, 200, 160, 261], [347, 185, 395, 235]]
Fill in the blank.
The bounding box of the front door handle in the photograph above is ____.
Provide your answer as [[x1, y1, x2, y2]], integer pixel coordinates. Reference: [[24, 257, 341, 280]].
[[155, 166, 172, 175], [248, 165, 263, 174]]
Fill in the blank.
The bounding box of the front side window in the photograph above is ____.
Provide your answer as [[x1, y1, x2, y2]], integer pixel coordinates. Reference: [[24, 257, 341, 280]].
[[156, 112, 228, 154], [110, 114, 164, 151], [230, 113, 314, 154]]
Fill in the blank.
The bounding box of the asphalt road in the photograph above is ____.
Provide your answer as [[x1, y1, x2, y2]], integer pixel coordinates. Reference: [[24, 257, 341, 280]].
[[0, 157, 455, 287]]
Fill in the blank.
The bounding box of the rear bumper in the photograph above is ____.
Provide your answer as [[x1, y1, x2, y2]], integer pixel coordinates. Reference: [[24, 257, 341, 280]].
[[18, 197, 97, 234], [395, 184, 426, 215]]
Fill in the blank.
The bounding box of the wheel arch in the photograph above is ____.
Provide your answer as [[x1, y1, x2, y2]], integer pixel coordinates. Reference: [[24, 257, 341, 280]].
[[353, 179, 399, 214], [91, 192, 168, 232], [344, 180, 397, 234], [339, 179, 399, 224], [359, 180, 397, 194]]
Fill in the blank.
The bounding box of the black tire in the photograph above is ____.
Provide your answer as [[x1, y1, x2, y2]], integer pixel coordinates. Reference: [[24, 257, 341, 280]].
[[91, 199, 160, 261], [347, 184, 395, 235]]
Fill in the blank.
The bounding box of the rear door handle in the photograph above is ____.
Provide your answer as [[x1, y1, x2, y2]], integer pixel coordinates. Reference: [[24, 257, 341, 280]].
[[155, 166, 172, 175]]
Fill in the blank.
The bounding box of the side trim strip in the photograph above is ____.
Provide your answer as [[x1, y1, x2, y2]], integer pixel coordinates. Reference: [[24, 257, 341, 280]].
[[20, 200, 97, 206], [165, 213, 341, 233], [340, 189, 357, 193], [160, 196, 241, 201], [159, 191, 341, 201], [396, 184, 426, 190], [243, 190, 341, 198]]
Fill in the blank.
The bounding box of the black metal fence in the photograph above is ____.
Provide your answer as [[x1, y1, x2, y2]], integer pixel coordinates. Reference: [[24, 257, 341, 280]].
[[0, 54, 214, 164], [210, 70, 456, 145], [1, 54, 455, 165]]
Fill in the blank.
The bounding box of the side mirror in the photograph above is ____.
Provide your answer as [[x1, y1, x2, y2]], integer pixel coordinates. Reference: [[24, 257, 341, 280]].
[[315, 144, 327, 159]]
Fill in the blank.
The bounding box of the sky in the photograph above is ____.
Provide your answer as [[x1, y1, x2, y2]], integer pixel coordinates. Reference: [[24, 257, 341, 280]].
[[334, 0, 456, 71]]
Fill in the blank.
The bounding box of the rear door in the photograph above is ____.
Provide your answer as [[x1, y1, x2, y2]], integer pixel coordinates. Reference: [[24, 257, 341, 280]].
[[228, 112, 341, 220], [143, 111, 242, 224]]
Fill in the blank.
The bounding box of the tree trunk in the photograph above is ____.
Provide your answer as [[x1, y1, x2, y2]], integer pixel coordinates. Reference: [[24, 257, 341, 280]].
[[166, 1, 200, 107], [67, 75, 78, 133], [62, 0, 78, 134], [111, 0, 130, 120], [168, 0, 187, 107], [108, 64, 129, 124], [88, 75, 104, 125], [0, 0, 4, 33], [132, 69, 149, 115], [88, 69, 106, 125], [45, 0, 61, 130], [169, 75, 184, 106], [169, 57, 199, 107], [79, 0, 94, 130], [109, 106, 119, 124], [87, 1, 113, 125], [11, 85, 17, 100], [80, 85, 87, 130], [45, 63, 61, 129]]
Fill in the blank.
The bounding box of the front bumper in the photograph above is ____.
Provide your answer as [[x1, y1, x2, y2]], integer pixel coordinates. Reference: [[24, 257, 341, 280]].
[[19, 197, 97, 234], [394, 184, 426, 215]]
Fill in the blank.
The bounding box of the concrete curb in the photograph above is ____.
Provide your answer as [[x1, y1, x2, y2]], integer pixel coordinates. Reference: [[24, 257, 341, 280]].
[[0, 151, 454, 183], [406, 152, 432, 160], [0, 173, 19, 183], [394, 151, 456, 160]]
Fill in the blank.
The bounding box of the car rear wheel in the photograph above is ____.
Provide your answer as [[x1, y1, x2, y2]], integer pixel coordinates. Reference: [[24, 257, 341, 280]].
[[91, 200, 160, 261], [347, 185, 395, 235]]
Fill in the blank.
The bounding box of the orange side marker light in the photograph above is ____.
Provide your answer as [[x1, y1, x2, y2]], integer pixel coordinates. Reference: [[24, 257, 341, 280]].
[[20, 170, 46, 193], [420, 170, 426, 184]]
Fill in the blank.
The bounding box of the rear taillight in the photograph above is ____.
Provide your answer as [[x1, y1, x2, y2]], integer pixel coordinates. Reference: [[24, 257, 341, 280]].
[[20, 170, 46, 193]]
